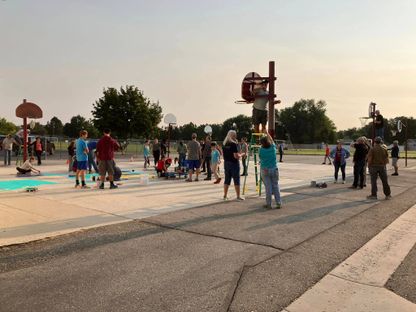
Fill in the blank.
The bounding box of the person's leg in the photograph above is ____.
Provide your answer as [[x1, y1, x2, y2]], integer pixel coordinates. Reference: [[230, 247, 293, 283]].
[[80, 170, 88, 187], [205, 157, 211, 179], [36, 151, 42, 165], [261, 169, 272, 207], [379, 166, 391, 197], [352, 163, 359, 187], [341, 164, 346, 182], [99, 161, 106, 188], [3, 150, 7, 166], [369, 167, 378, 197], [212, 163, 219, 180], [75, 170, 81, 187], [7, 150, 11, 165], [223, 162, 231, 199], [358, 160, 365, 188], [271, 168, 281, 205], [232, 162, 242, 199], [334, 162, 339, 182]]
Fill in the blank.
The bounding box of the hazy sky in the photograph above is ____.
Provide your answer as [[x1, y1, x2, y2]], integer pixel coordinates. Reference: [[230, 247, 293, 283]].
[[1, 0, 416, 131]]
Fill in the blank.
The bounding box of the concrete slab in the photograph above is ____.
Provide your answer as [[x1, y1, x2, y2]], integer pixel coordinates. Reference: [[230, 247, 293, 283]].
[[0, 223, 279, 312], [286, 274, 416, 312]]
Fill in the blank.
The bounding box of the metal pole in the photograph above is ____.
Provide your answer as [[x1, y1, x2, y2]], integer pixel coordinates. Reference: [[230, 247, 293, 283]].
[[371, 102, 376, 145], [268, 61, 276, 138], [23, 117, 28, 162], [405, 124, 408, 167]]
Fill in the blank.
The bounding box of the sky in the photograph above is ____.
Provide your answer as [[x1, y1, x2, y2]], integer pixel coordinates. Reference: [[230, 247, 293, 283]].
[[1, 0, 416, 131]]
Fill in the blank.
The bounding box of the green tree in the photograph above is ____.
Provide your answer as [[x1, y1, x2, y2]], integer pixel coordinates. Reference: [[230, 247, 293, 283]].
[[31, 122, 47, 136], [0, 118, 18, 134], [178, 122, 198, 140], [92, 85, 163, 139], [45, 117, 64, 136], [279, 99, 336, 143], [222, 115, 252, 140], [63, 115, 99, 138]]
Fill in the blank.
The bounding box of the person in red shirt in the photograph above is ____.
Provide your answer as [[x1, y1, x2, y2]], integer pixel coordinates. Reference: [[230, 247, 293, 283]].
[[156, 156, 167, 177], [96, 129, 120, 189], [322, 143, 332, 165]]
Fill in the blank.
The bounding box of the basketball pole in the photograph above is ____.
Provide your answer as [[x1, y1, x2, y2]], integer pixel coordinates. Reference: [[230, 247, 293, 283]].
[[268, 61, 276, 138]]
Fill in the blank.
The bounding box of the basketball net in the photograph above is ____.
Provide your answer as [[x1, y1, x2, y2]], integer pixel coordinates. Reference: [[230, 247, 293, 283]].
[[359, 117, 370, 128]]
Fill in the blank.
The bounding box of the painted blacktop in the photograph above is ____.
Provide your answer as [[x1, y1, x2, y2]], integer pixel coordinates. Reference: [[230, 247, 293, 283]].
[[0, 155, 415, 312]]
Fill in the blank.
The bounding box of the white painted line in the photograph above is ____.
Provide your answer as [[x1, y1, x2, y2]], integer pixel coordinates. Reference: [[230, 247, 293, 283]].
[[286, 205, 416, 311]]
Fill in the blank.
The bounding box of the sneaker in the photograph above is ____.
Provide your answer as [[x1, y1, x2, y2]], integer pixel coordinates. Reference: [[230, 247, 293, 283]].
[[223, 196, 228, 201], [391, 173, 399, 176], [185, 179, 192, 182], [322, 162, 326, 165], [75, 184, 80, 189], [342, 180, 346, 184], [204, 177, 211, 181], [328, 163, 332, 165], [81, 185, 90, 189], [110, 184, 118, 189], [263, 204, 272, 209], [367, 195, 377, 200], [334, 180, 338, 184], [236, 197, 245, 201], [214, 178, 222, 184], [99, 184, 104, 189], [194, 178, 199, 182], [385, 195, 392, 200], [275, 203, 282, 209]]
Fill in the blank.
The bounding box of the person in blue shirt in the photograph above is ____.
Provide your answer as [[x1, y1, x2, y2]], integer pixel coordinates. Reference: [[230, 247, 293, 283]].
[[259, 130, 282, 209], [87, 140, 98, 174], [75, 130, 89, 188], [211, 142, 221, 184], [330, 141, 350, 184]]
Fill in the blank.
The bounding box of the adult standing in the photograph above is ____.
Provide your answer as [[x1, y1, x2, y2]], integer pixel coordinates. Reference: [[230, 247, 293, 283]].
[[374, 110, 384, 139], [390, 140, 400, 176], [67, 140, 76, 172], [185, 133, 201, 182], [259, 130, 282, 209], [350, 137, 368, 189], [222, 130, 244, 201], [240, 137, 248, 176], [176, 140, 187, 167], [87, 140, 98, 174], [2, 134, 18, 166], [32, 137, 44, 165], [161, 139, 167, 158], [203, 135, 212, 181], [278, 142, 284, 162], [75, 130, 89, 188], [367, 136, 391, 200], [152, 139, 161, 166], [252, 80, 269, 133], [96, 128, 120, 189], [330, 141, 350, 184]]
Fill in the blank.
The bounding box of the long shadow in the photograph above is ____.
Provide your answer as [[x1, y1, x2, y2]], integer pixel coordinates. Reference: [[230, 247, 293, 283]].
[[245, 200, 368, 231]]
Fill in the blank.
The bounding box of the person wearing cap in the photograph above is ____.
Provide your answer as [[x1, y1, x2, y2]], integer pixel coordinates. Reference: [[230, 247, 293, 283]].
[[350, 137, 369, 189], [390, 140, 400, 176], [367, 136, 391, 200], [374, 110, 384, 139]]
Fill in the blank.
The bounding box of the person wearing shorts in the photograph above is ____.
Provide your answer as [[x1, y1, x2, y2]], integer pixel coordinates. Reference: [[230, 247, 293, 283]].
[[222, 130, 244, 201], [186, 133, 201, 182], [75, 130, 89, 188], [96, 128, 120, 189], [391, 140, 400, 176]]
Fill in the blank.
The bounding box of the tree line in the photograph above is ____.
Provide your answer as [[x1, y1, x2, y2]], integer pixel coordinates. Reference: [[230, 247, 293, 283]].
[[0, 85, 413, 144]]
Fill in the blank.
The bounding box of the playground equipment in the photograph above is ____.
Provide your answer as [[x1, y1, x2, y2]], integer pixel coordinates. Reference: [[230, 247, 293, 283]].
[[397, 119, 408, 167], [15, 99, 43, 162], [242, 132, 264, 196], [164, 113, 177, 158], [236, 61, 278, 138]]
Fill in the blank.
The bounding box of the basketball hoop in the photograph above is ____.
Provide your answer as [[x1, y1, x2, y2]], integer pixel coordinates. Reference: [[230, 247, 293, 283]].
[[359, 117, 370, 128], [397, 120, 403, 133]]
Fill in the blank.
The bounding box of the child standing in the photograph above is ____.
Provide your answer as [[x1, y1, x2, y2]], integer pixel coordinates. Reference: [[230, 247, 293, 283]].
[[259, 130, 282, 209], [211, 142, 221, 184], [143, 140, 150, 168], [322, 143, 332, 165]]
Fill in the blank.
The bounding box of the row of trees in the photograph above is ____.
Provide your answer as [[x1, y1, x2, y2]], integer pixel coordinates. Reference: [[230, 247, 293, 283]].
[[1, 85, 413, 143]]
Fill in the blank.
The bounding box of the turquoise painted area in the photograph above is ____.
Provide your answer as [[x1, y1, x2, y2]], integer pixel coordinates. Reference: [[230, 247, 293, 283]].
[[0, 180, 57, 191]]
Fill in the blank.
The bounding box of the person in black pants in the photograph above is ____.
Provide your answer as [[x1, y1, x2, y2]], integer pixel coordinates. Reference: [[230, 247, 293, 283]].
[[350, 137, 368, 189], [203, 135, 212, 180], [152, 139, 161, 166]]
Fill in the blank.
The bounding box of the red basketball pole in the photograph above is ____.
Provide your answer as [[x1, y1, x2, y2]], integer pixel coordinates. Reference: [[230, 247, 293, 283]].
[[268, 61, 276, 138]]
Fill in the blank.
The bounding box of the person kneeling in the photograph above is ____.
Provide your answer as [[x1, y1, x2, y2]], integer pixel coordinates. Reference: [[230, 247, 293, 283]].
[[156, 156, 167, 177], [16, 157, 41, 175]]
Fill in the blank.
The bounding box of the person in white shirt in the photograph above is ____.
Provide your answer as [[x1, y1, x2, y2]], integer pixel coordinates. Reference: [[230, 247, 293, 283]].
[[16, 157, 41, 175]]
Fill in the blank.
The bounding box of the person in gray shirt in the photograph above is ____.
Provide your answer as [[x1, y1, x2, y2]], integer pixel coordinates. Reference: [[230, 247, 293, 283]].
[[186, 133, 201, 182]]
